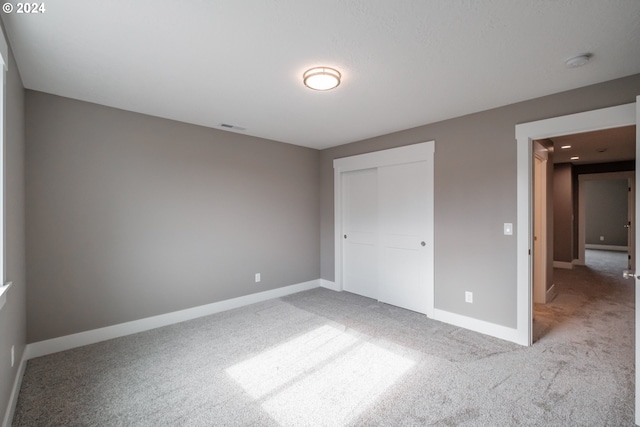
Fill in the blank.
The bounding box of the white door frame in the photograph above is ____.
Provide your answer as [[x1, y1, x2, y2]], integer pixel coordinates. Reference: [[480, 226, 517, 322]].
[[515, 102, 636, 346], [635, 95, 639, 426], [630, 174, 636, 271], [533, 145, 548, 304], [333, 141, 435, 318]]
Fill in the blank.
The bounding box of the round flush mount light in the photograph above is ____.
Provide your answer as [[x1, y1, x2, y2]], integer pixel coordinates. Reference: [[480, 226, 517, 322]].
[[303, 67, 341, 91], [565, 53, 592, 68]]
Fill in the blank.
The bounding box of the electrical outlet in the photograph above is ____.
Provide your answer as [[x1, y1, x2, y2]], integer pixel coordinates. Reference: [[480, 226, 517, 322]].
[[11, 345, 14, 368], [465, 291, 473, 304], [600, 236, 605, 241], [255, 273, 261, 283]]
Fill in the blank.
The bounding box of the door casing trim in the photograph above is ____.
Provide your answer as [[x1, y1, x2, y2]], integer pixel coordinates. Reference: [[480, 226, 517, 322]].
[[515, 102, 636, 346]]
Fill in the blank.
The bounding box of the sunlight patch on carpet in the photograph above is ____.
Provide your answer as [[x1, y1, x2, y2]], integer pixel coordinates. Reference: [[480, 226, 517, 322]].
[[226, 324, 415, 426], [226, 324, 358, 399]]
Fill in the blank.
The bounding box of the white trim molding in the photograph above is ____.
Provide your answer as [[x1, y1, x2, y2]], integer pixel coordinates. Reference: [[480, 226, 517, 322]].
[[515, 102, 636, 346], [319, 279, 340, 291], [585, 244, 628, 252], [545, 283, 558, 303], [433, 309, 521, 343], [2, 351, 26, 427], [0, 281, 12, 312], [0, 27, 7, 70], [0, 281, 12, 297], [553, 261, 574, 269], [24, 280, 320, 360]]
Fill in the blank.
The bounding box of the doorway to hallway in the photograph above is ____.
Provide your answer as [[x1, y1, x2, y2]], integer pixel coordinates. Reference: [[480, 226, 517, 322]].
[[516, 100, 638, 424], [531, 126, 636, 343]]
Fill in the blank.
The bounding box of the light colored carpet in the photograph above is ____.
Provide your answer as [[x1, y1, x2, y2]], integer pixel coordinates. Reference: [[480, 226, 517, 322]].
[[12, 250, 635, 426]]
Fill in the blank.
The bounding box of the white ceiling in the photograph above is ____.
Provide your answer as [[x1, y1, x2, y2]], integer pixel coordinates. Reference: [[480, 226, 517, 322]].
[[2, 1, 640, 149]]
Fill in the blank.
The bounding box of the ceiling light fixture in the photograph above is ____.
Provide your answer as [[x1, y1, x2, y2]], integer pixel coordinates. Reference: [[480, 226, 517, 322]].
[[303, 67, 341, 91], [565, 53, 592, 68]]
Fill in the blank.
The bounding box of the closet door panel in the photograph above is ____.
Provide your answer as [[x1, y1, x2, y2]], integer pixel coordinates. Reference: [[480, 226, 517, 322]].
[[342, 168, 378, 300], [378, 161, 430, 314]]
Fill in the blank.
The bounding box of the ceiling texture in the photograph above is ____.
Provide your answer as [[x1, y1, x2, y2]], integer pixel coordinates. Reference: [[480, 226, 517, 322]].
[[2, 0, 640, 149]]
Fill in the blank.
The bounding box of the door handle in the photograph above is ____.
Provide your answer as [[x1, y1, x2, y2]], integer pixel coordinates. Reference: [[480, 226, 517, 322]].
[[623, 269, 637, 279]]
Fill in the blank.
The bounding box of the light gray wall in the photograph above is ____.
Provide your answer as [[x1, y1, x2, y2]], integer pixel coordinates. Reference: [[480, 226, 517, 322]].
[[554, 163, 574, 262], [20, 72, 640, 341], [26, 91, 320, 342], [320, 74, 640, 328], [0, 46, 26, 419], [585, 179, 628, 246]]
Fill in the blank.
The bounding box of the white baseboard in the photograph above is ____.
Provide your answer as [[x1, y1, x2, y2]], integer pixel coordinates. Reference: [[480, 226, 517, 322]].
[[433, 308, 523, 345], [2, 351, 27, 427], [585, 244, 628, 252], [25, 280, 320, 361], [553, 261, 574, 269], [320, 283, 522, 345], [319, 279, 340, 291]]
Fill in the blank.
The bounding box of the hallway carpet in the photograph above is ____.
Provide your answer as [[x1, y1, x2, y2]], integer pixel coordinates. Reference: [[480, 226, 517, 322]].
[[12, 250, 634, 425]]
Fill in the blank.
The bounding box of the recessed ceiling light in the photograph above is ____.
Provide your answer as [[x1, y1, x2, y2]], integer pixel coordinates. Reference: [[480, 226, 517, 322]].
[[565, 53, 592, 68], [561, 145, 572, 149], [570, 156, 580, 160], [303, 67, 341, 91]]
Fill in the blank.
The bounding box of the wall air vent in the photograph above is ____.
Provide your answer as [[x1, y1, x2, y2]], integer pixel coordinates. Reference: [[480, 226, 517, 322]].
[[220, 123, 247, 131]]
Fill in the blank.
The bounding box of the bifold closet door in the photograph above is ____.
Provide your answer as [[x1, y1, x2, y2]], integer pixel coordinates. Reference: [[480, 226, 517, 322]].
[[378, 161, 430, 314], [342, 168, 378, 300]]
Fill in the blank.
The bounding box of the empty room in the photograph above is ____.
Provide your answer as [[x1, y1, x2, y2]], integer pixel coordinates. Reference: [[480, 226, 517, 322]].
[[1, 1, 640, 425]]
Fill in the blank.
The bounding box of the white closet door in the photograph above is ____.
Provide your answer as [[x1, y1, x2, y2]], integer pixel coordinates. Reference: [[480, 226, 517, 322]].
[[342, 168, 378, 300], [378, 161, 430, 314]]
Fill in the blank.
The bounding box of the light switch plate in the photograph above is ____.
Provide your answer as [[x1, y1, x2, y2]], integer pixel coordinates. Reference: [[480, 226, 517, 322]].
[[504, 223, 513, 235]]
